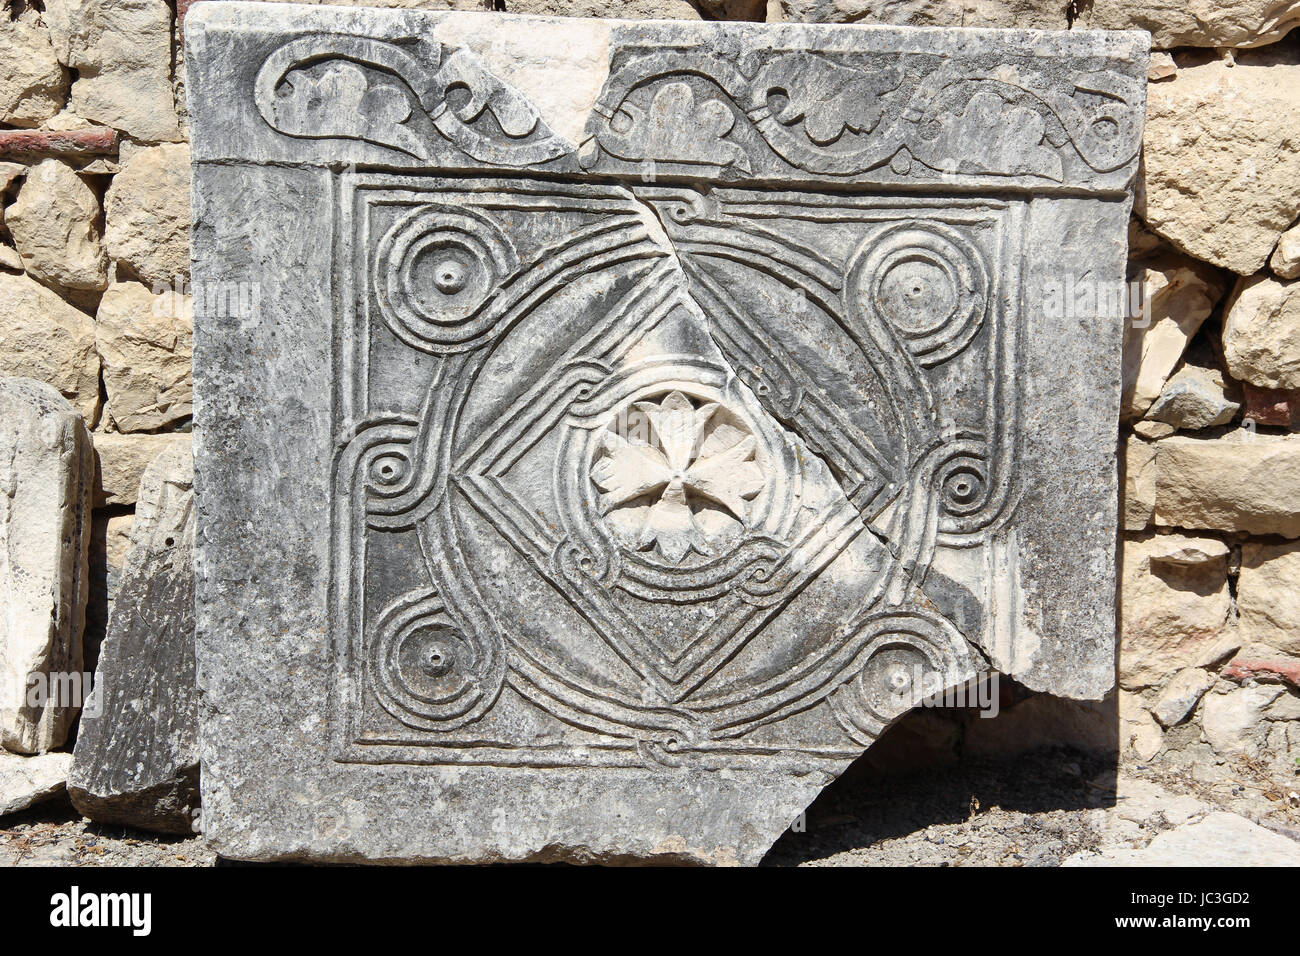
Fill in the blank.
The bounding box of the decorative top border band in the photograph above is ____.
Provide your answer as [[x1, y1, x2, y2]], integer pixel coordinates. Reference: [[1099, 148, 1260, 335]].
[[185, 2, 1149, 194]]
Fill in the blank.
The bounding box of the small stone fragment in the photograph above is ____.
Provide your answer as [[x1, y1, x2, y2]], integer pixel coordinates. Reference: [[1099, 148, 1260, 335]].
[[1122, 437, 1156, 530], [1132, 420, 1174, 439], [1118, 691, 1163, 761], [1272, 222, 1300, 280], [1202, 684, 1284, 755], [1152, 667, 1216, 728], [1146, 364, 1239, 431], [1122, 253, 1225, 420], [1147, 52, 1176, 81]]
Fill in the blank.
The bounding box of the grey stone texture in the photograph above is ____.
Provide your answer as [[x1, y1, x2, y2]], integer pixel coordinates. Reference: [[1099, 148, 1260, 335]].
[[70, 443, 199, 834], [0, 751, 73, 816], [0, 377, 92, 755], [186, 4, 1146, 864]]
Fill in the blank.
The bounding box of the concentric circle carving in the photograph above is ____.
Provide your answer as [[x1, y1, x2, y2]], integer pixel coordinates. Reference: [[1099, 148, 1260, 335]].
[[370, 590, 503, 730], [829, 607, 976, 743], [848, 221, 988, 367], [374, 204, 518, 352]]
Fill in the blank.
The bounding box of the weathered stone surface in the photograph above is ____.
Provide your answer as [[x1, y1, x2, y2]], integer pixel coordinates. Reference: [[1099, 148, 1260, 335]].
[[1131, 419, 1173, 439], [0, 127, 117, 159], [1151, 666, 1216, 728], [1146, 51, 1176, 81], [104, 143, 191, 287], [0, 272, 101, 424], [1075, 0, 1300, 49], [5, 159, 107, 294], [0, 9, 69, 128], [95, 282, 194, 432], [771, 0, 1064, 30], [1222, 647, 1300, 688], [0, 378, 92, 755], [1273, 221, 1300, 279], [1241, 381, 1300, 426], [1223, 274, 1300, 390], [93, 432, 191, 507], [1140, 50, 1300, 276], [0, 751, 73, 816], [1119, 533, 1232, 691], [1202, 683, 1284, 755], [187, 5, 1146, 864], [1153, 433, 1300, 537], [1121, 252, 1225, 421], [70, 443, 198, 834], [1065, 812, 1300, 866], [1236, 541, 1300, 656], [1118, 691, 1163, 761], [44, 0, 182, 143], [1146, 363, 1239, 431], [1122, 437, 1156, 530], [1113, 777, 1209, 828]]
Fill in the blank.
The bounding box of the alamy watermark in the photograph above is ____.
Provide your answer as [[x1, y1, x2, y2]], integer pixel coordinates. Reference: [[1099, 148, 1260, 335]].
[[151, 275, 261, 322]]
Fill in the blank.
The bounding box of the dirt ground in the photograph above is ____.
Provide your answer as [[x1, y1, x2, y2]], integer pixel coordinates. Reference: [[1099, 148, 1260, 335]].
[[3, 746, 1296, 866]]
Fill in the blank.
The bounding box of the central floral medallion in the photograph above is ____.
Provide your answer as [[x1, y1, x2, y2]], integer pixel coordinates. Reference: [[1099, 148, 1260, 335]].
[[590, 390, 764, 563]]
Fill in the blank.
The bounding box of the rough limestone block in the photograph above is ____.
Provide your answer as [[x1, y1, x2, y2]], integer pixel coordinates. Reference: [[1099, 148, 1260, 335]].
[[0, 378, 92, 755], [187, 4, 1147, 864], [95, 281, 194, 432], [1140, 49, 1300, 276], [1153, 433, 1300, 537], [70, 443, 198, 834], [5, 158, 108, 294], [93, 432, 191, 507], [0, 272, 102, 425], [0, 751, 74, 816]]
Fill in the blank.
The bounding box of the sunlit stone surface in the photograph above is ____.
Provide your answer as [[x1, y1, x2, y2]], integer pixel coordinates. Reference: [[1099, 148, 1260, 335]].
[[186, 3, 1147, 864]]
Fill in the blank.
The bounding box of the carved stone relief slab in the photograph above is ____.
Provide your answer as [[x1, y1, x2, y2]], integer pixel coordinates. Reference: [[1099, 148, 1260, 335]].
[[186, 4, 1147, 864]]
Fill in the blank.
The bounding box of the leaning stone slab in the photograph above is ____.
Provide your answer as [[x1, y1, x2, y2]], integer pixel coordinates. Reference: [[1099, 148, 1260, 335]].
[[0, 377, 92, 755], [69, 443, 199, 834], [186, 4, 1147, 864], [0, 751, 73, 816]]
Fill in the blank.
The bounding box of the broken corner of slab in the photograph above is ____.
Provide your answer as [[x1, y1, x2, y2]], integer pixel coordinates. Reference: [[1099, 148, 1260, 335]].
[[186, 3, 1147, 864]]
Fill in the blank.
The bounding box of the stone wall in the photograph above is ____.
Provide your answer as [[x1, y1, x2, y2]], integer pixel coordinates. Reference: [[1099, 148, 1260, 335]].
[[1, 0, 1297, 817]]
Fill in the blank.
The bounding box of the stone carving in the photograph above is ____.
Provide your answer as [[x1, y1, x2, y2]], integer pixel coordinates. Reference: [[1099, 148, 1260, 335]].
[[254, 35, 572, 166], [591, 390, 764, 562], [187, 5, 1146, 864]]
